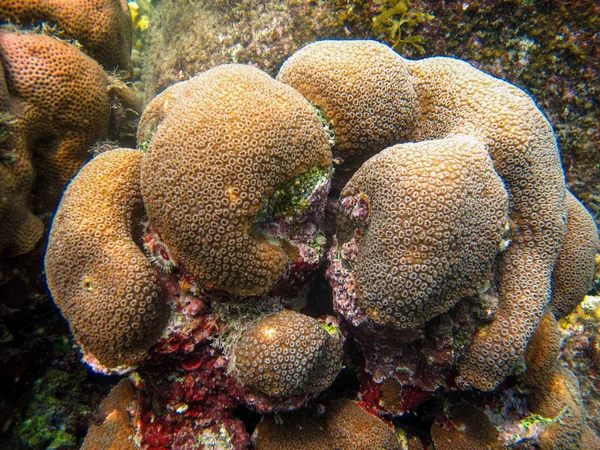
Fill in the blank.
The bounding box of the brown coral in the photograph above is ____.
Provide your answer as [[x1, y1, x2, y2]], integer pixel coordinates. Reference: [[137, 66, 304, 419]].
[[337, 135, 508, 329], [231, 309, 342, 398], [139, 64, 332, 296], [549, 191, 599, 318], [0, 31, 111, 212], [0, 0, 132, 72], [0, 30, 140, 256], [279, 40, 569, 391], [430, 404, 502, 450], [45, 149, 169, 373], [277, 39, 418, 169], [82, 379, 138, 450], [0, 88, 42, 256], [253, 398, 400, 450], [522, 312, 600, 449]]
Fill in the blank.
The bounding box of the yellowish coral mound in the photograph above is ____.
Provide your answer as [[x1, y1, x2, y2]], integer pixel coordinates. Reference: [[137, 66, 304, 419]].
[[279, 40, 568, 391], [231, 309, 342, 398], [550, 191, 600, 318], [337, 135, 508, 329], [139, 64, 332, 296], [0, 0, 133, 72], [45, 149, 169, 373], [253, 398, 401, 450]]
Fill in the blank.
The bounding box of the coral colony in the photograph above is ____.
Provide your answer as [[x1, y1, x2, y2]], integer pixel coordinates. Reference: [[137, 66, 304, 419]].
[[1, 1, 599, 449]]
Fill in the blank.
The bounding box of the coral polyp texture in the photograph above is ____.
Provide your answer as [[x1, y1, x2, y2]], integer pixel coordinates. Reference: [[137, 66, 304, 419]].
[[45, 149, 169, 373], [549, 191, 600, 318], [81, 379, 137, 450], [230, 309, 342, 398], [279, 39, 569, 391], [0, 31, 111, 211], [0, 29, 140, 257], [277, 40, 418, 169], [139, 64, 332, 296], [253, 399, 401, 450], [0, 0, 133, 72], [336, 135, 508, 329], [39, 37, 600, 449]]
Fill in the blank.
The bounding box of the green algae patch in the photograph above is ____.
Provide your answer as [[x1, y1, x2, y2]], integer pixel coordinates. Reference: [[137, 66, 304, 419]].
[[16, 366, 90, 449], [256, 165, 333, 224]]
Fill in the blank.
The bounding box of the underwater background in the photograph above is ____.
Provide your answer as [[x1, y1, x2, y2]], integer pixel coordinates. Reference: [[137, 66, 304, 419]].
[[0, 0, 599, 449]]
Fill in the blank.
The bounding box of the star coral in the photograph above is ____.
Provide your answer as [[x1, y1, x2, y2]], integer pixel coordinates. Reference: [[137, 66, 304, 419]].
[[139, 64, 332, 297], [230, 309, 342, 399], [0, 28, 140, 257], [335, 135, 508, 329], [45, 149, 169, 373], [278, 39, 569, 392], [40, 38, 600, 449], [0, 0, 133, 72], [253, 398, 401, 450]]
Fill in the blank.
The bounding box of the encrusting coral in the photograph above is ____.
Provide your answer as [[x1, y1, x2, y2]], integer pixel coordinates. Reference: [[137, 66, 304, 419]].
[[0, 0, 133, 72], [278, 39, 569, 392], [335, 135, 508, 329], [45, 149, 169, 373], [252, 398, 401, 450], [139, 64, 332, 296], [230, 309, 342, 398]]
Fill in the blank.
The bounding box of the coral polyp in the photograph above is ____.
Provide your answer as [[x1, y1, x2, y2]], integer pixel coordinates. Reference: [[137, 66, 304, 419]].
[[38, 37, 599, 449]]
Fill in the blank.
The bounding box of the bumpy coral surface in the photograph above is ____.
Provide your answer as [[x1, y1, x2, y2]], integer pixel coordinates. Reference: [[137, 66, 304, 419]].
[[81, 379, 137, 450], [231, 309, 342, 398], [550, 191, 600, 318], [0, 111, 42, 256], [0, 31, 114, 255], [253, 398, 400, 450], [279, 39, 568, 391], [430, 404, 502, 450], [45, 149, 169, 372], [278, 39, 418, 168], [523, 312, 600, 448], [139, 64, 332, 296], [336, 135, 508, 329], [0, 0, 133, 72]]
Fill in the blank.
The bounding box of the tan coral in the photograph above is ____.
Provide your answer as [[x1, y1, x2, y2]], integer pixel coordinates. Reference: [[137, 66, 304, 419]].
[[0, 60, 42, 256], [277, 39, 418, 169], [45, 149, 169, 373], [0, 31, 112, 212], [139, 64, 332, 296], [82, 378, 138, 450], [253, 398, 400, 450], [337, 135, 508, 329], [430, 404, 502, 450], [279, 40, 569, 391], [549, 191, 599, 318], [231, 309, 342, 398], [0, 0, 132, 72], [522, 312, 600, 449]]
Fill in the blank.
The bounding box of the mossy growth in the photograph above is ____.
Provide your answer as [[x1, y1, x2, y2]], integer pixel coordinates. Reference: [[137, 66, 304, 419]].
[[15, 363, 92, 449], [312, 103, 336, 147], [372, 0, 434, 53], [255, 165, 333, 225]]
